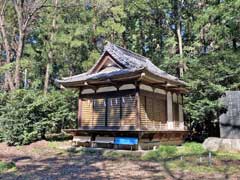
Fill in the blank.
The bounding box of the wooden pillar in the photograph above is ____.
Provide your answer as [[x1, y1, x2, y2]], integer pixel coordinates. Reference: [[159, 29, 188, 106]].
[[118, 86, 123, 127], [135, 83, 141, 130], [78, 89, 82, 128], [178, 94, 184, 130], [138, 132, 143, 150], [167, 91, 173, 129], [105, 97, 108, 127]]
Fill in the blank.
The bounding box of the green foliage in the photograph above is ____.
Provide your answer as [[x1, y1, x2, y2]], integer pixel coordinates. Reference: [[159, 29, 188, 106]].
[[45, 133, 73, 141], [0, 90, 77, 145], [0, 0, 239, 144], [0, 161, 16, 173], [142, 142, 206, 161], [179, 142, 206, 155], [103, 150, 140, 160], [141, 143, 240, 174], [184, 50, 240, 138], [142, 145, 177, 161]]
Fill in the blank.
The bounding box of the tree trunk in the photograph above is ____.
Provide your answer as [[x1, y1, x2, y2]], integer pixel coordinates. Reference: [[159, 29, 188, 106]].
[[44, 62, 51, 94], [0, 3, 15, 90], [139, 18, 145, 56], [14, 31, 25, 89], [13, 0, 24, 89], [13, 0, 47, 89], [177, 20, 184, 77], [233, 38, 237, 50], [176, 0, 184, 78], [44, 0, 58, 95]]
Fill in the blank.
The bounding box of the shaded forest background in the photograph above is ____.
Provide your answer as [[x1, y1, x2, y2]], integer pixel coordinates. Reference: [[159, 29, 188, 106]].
[[0, 0, 239, 145]]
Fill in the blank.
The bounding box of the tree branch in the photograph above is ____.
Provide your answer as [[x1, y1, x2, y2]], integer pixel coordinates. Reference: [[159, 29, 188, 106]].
[[0, 0, 7, 15], [23, 0, 48, 31]]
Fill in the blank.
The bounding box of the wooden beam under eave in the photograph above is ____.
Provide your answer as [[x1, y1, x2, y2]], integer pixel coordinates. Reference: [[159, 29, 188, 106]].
[[139, 80, 168, 90], [78, 89, 82, 128], [143, 70, 185, 87], [85, 80, 137, 89], [135, 82, 141, 130], [167, 87, 189, 94], [150, 82, 168, 88], [166, 84, 179, 88], [140, 74, 163, 84]]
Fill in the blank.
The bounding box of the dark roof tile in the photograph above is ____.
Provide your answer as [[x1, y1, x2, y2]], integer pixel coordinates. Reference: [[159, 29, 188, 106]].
[[56, 42, 186, 86]]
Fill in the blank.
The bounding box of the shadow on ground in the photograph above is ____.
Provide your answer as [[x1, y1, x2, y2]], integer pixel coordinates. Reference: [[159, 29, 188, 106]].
[[1, 145, 240, 180]]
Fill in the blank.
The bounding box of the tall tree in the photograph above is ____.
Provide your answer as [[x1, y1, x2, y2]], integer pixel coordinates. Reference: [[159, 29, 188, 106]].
[[0, 0, 47, 90], [0, 1, 15, 90], [44, 0, 58, 95]]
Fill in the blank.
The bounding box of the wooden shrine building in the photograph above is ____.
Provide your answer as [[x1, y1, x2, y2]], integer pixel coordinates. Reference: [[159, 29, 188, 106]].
[[57, 43, 188, 149]]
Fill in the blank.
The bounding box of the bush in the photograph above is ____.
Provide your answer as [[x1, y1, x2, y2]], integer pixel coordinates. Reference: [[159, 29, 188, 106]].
[[142, 143, 207, 161], [0, 161, 16, 173], [181, 142, 206, 155], [0, 89, 77, 145], [45, 133, 73, 141], [142, 145, 177, 161]]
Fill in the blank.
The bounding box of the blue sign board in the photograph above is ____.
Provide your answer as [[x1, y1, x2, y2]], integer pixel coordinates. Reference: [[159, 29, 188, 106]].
[[114, 137, 138, 145]]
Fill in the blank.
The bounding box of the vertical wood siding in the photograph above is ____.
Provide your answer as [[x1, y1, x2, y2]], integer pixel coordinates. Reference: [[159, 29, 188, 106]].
[[173, 102, 179, 122], [93, 98, 106, 126], [81, 99, 93, 126], [107, 97, 121, 126], [81, 95, 136, 127], [80, 90, 177, 130], [121, 95, 136, 126], [140, 91, 167, 129]]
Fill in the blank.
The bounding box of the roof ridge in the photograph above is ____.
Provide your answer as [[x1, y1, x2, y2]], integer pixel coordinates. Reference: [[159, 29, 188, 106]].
[[107, 42, 149, 63]]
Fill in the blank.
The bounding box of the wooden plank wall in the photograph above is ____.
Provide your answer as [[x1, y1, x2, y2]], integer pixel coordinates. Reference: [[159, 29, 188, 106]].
[[121, 95, 136, 126], [173, 102, 179, 123], [140, 91, 167, 129], [107, 97, 121, 126], [81, 99, 93, 126], [81, 90, 177, 130], [81, 95, 136, 127], [93, 98, 106, 126]]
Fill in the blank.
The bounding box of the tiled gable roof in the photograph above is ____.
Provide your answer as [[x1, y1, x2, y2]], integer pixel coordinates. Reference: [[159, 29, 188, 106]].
[[56, 42, 186, 86]]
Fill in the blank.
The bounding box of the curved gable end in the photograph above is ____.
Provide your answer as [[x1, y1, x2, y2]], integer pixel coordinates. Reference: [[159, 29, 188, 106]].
[[56, 42, 187, 93], [89, 52, 124, 74]]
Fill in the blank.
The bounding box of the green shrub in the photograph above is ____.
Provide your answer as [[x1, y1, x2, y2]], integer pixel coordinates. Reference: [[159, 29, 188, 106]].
[[103, 151, 140, 160], [45, 133, 73, 141], [0, 161, 16, 173], [0, 89, 77, 145], [142, 145, 177, 161], [180, 142, 206, 155]]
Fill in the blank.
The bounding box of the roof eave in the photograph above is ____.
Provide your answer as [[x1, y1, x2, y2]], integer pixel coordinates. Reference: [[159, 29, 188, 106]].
[[56, 69, 144, 88]]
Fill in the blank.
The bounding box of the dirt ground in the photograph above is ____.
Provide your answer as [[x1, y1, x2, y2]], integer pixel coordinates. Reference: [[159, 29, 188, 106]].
[[0, 140, 239, 180]]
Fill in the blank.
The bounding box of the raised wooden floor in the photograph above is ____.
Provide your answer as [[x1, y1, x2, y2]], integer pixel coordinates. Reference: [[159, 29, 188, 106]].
[[64, 127, 188, 147]]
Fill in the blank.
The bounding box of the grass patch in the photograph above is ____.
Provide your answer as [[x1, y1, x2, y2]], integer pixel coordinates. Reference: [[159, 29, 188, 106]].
[[45, 133, 72, 141], [178, 142, 207, 155], [215, 151, 240, 160], [142, 142, 240, 174], [166, 157, 239, 174], [103, 150, 141, 160], [47, 141, 59, 149], [66, 147, 99, 155], [142, 145, 177, 161], [142, 142, 207, 161], [0, 161, 16, 173], [46, 140, 240, 175]]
